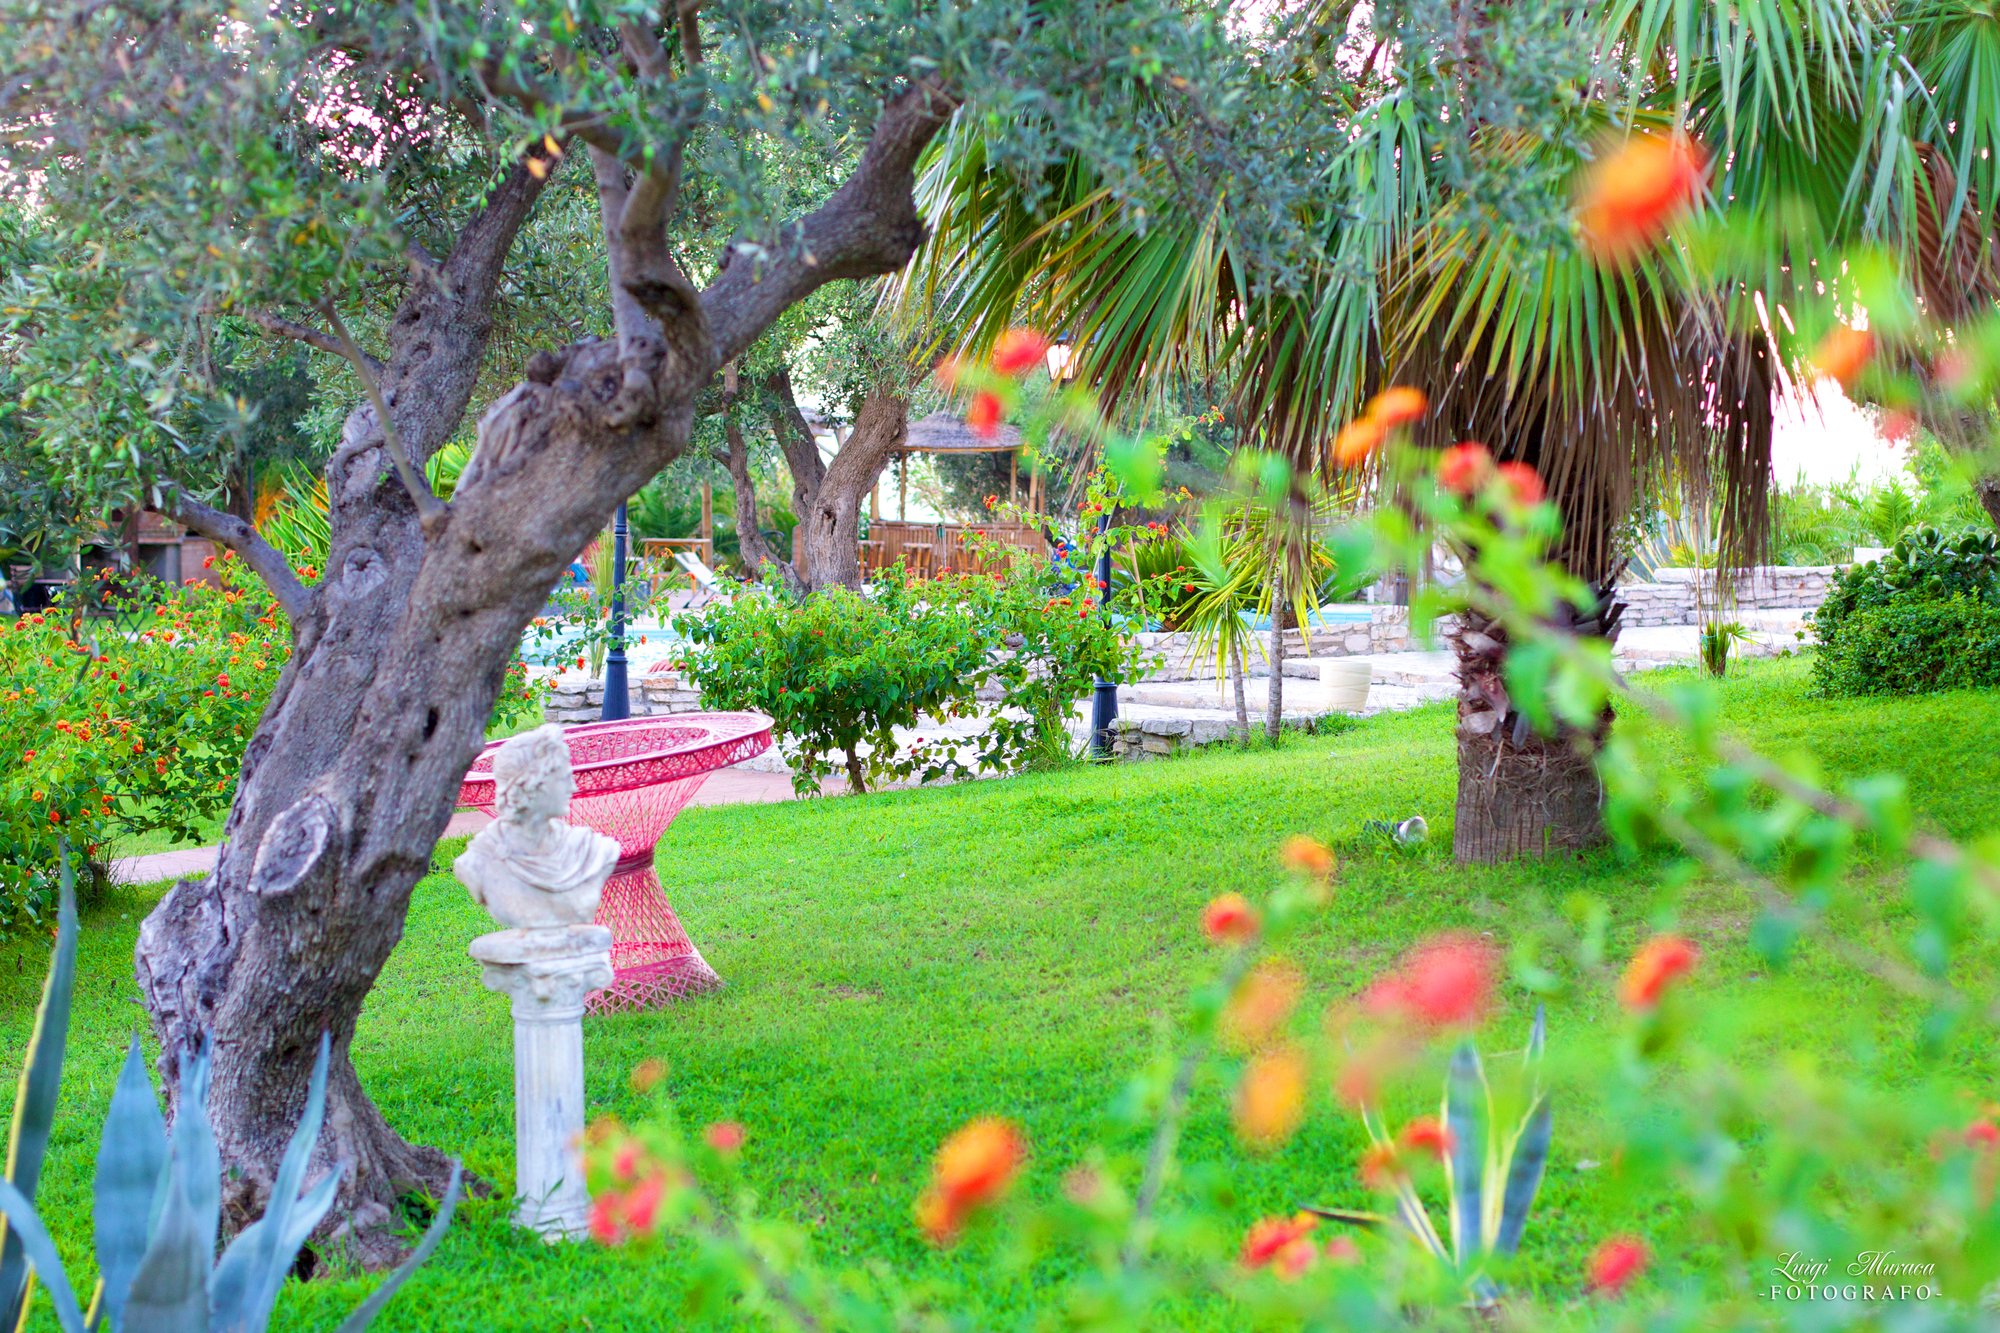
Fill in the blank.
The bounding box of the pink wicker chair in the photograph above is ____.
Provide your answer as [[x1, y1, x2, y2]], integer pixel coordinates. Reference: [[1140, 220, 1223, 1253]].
[[459, 712, 773, 1013]]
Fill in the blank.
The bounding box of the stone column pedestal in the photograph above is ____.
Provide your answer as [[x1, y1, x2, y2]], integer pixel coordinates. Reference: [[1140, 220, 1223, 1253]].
[[470, 923, 614, 1240]]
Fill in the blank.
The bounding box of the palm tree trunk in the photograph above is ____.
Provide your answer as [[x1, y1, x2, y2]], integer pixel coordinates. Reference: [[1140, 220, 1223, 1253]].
[[1231, 640, 1249, 738], [1448, 596, 1617, 862], [1265, 596, 1285, 744]]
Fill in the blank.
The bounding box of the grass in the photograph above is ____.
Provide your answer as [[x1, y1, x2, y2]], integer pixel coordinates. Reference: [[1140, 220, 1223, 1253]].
[[3, 657, 1998, 1329]]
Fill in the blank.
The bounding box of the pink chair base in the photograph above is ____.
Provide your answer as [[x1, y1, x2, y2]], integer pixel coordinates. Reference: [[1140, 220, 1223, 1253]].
[[459, 712, 773, 1013]]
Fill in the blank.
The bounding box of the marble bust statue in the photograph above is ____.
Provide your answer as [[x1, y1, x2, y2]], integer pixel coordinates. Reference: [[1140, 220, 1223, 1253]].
[[455, 725, 618, 929]]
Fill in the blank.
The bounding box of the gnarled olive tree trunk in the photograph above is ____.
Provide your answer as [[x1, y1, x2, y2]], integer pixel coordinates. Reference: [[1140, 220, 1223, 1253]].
[[139, 84, 953, 1264], [745, 367, 907, 593]]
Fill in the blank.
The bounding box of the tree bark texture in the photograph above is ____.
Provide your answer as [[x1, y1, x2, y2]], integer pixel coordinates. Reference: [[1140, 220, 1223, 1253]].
[[752, 369, 906, 593], [137, 80, 956, 1264], [1448, 597, 1618, 863], [1264, 595, 1285, 743]]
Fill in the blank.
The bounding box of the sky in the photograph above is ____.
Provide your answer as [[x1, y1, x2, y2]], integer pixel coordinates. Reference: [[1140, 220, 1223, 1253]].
[[1771, 383, 1905, 488]]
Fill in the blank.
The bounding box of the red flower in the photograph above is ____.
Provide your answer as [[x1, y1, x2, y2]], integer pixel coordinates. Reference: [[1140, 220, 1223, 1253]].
[[1577, 131, 1706, 263], [1202, 892, 1260, 945], [1324, 1234, 1361, 1265], [588, 1191, 624, 1245], [966, 391, 1003, 438], [704, 1121, 746, 1154], [1241, 1212, 1318, 1270], [1437, 442, 1494, 496], [1813, 324, 1875, 390], [619, 1172, 668, 1230], [1586, 1236, 1649, 1295], [1618, 934, 1699, 1011], [1397, 1116, 1454, 1160], [1496, 461, 1545, 505], [1363, 933, 1497, 1029], [990, 328, 1051, 377], [1966, 1120, 2000, 1151]]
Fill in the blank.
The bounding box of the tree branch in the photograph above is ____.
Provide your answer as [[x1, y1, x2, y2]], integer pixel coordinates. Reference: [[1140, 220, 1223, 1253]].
[[246, 311, 379, 371], [700, 79, 958, 364], [155, 488, 311, 621], [319, 301, 448, 528]]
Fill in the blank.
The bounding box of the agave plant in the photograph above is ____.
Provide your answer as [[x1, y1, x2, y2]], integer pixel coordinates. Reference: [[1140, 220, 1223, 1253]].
[[0, 866, 458, 1333], [1313, 1008, 1553, 1306], [0, 845, 79, 1328]]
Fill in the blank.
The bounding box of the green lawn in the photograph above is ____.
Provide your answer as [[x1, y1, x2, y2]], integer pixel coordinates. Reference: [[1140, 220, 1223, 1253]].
[[4, 657, 1998, 1329]]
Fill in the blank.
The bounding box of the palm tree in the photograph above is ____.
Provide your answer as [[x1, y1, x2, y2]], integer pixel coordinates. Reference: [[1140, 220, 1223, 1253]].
[[888, 1, 2000, 861]]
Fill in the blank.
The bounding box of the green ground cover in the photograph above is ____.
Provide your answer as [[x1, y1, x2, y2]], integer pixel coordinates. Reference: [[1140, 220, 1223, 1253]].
[[3, 657, 1997, 1329]]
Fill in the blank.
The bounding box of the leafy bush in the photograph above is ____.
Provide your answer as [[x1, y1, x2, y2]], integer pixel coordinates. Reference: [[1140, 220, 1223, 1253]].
[[673, 576, 991, 793], [673, 563, 1150, 793], [0, 551, 543, 923], [1809, 528, 2000, 696], [0, 557, 290, 920]]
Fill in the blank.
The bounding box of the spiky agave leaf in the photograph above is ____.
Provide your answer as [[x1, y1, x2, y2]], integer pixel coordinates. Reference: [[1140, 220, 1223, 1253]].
[[0, 845, 79, 1330]]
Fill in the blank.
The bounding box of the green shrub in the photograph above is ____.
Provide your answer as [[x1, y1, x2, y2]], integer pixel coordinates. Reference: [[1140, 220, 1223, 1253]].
[[673, 563, 1151, 793], [1809, 527, 2000, 696], [0, 557, 289, 921], [0, 551, 543, 924], [1811, 594, 2000, 696]]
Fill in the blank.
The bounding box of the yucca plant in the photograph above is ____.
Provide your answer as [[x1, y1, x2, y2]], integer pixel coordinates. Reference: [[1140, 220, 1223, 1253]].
[[1312, 1008, 1553, 1308], [0, 894, 459, 1333], [0, 845, 79, 1328]]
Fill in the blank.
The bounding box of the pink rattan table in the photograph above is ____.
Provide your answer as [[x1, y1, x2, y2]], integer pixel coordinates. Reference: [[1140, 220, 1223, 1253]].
[[458, 712, 773, 1013]]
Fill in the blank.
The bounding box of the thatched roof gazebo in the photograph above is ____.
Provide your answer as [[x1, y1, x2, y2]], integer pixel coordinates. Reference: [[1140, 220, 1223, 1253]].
[[885, 412, 1030, 518], [862, 411, 1046, 576]]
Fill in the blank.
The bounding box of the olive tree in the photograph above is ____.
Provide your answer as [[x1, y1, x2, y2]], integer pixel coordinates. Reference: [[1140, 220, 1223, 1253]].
[[0, 0, 1274, 1258]]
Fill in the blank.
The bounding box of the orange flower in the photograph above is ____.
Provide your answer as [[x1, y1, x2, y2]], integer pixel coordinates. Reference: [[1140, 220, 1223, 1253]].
[[1324, 1234, 1361, 1265], [704, 1121, 746, 1154], [1437, 441, 1494, 496], [1577, 131, 1706, 263], [1202, 892, 1260, 945], [933, 354, 967, 392], [1618, 934, 1699, 1011], [1241, 1212, 1318, 1269], [1812, 324, 1875, 390], [1224, 961, 1304, 1051], [1397, 1116, 1455, 1160], [915, 1117, 1026, 1245], [1366, 386, 1428, 430], [1333, 417, 1386, 467], [990, 328, 1052, 377], [1586, 1235, 1649, 1295], [1496, 461, 1545, 505], [966, 391, 1004, 438], [1363, 932, 1497, 1030], [1279, 834, 1334, 878], [1358, 1141, 1405, 1191], [1233, 1046, 1307, 1150]]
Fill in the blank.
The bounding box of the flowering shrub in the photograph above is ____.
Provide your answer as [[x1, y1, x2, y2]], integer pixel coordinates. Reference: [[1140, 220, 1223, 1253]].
[[673, 561, 1150, 794], [0, 556, 288, 920], [572, 317, 2000, 1326], [0, 550, 545, 922]]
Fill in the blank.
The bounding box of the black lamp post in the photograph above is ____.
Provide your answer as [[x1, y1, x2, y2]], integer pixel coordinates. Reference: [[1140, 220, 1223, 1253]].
[[599, 501, 631, 721], [1088, 508, 1119, 758]]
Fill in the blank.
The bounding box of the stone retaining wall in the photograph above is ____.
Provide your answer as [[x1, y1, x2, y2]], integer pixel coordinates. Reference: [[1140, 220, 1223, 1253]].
[[542, 673, 704, 725], [1134, 566, 1836, 681]]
